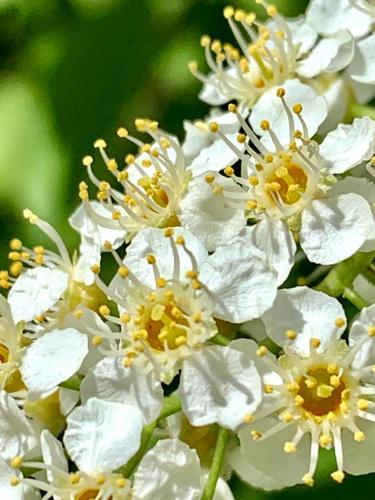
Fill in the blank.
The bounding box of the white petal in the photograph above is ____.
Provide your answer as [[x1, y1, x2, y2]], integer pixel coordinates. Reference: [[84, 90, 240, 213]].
[[317, 77, 349, 135], [300, 193, 373, 264], [319, 117, 375, 173], [180, 345, 262, 430], [73, 237, 101, 286], [64, 398, 142, 474], [40, 430, 68, 483], [349, 304, 375, 370], [283, 16, 318, 57], [238, 220, 296, 286], [329, 177, 375, 251], [69, 201, 126, 249], [342, 418, 375, 475], [306, 0, 372, 38], [0, 458, 29, 500], [20, 328, 88, 397], [8, 267, 69, 323], [59, 387, 80, 416], [80, 357, 163, 425], [0, 391, 37, 460], [250, 79, 327, 150], [199, 73, 230, 106], [133, 439, 202, 500], [351, 79, 375, 104], [121, 227, 208, 289], [297, 30, 354, 78], [211, 476, 234, 500], [200, 242, 278, 323], [230, 418, 310, 490], [348, 34, 375, 84], [179, 175, 247, 252], [262, 287, 345, 355]]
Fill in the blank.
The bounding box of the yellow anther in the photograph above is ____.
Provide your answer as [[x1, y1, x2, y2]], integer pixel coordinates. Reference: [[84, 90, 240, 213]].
[[10, 456, 22, 468], [188, 60, 198, 72], [211, 39, 222, 54], [302, 474, 314, 487], [243, 413, 254, 423], [107, 159, 118, 172], [319, 435, 332, 447], [287, 382, 300, 393], [327, 411, 337, 422], [192, 311, 202, 323], [9, 261, 23, 277], [335, 317, 346, 328], [125, 154, 135, 165], [70, 473, 80, 484], [8, 251, 20, 261], [103, 241, 112, 251], [9, 239, 22, 251], [92, 335, 103, 347], [90, 263, 100, 274], [99, 305, 110, 316], [357, 399, 369, 411], [96, 474, 106, 485], [116, 478, 127, 488], [281, 412, 293, 423], [269, 182, 281, 192], [94, 139, 107, 149], [10, 476, 20, 486], [237, 133, 246, 143], [266, 4, 278, 16], [250, 430, 262, 440], [256, 345, 267, 357], [305, 377, 317, 389], [224, 166, 234, 176], [171, 306, 182, 318], [284, 442, 296, 453], [264, 384, 274, 394], [276, 87, 285, 98], [204, 174, 215, 184], [213, 186, 224, 195], [260, 119, 270, 131], [311, 338, 321, 349], [367, 326, 375, 337], [341, 389, 351, 401], [249, 176, 259, 186], [330, 375, 341, 388], [99, 181, 110, 191], [354, 431, 365, 442], [209, 122, 219, 134], [175, 336, 187, 347], [164, 290, 175, 301], [316, 384, 334, 399], [331, 471, 345, 484], [294, 395, 304, 406], [246, 199, 258, 210], [192, 279, 202, 290], [156, 277, 167, 288], [23, 209, 38, 224], [186, 270, 198, 279], [118, 266, 129, 278], [123, 357, 134, 368], [223, 5, 234, 18], [120, 313, 131, 324], [73, 309, 83, 319], [34, 254, 45, 266], [146, 254, 156, 265], [292, 103, 303, 114], [228, 103, 237, 113], [164, 227, 174, 237], [326, 364, 339, 375], [234, 8, 246, 21], [175, 235, 185, 245], [116, 127, 128, 138], [151, 304, 165, 322], [200, 34, 211, 47]]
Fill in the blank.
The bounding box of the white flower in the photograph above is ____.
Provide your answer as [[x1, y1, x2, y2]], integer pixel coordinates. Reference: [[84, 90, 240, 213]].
[[200, 82, 374, 265], [88, 227, 277, 384], [230, 288, 375, 488], [5, 210, 107, 327], [19, 328, 88, 399], [349, 0, 375, 17]]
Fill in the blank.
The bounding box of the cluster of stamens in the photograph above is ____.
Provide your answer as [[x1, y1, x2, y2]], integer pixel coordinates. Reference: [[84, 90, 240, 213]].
[[80, 119, 190, 238], [189, 2, 297, 107]]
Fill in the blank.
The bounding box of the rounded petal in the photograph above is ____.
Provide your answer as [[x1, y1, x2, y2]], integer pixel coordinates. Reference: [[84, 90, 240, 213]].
[[20, 328, 88, 397], [300, 193, 373, 264], [199, 242, 278, 323], [73, 237, 101, 286], [40, 430, 68, 483], [230, 418, 310, 490], [8, 267, 68, 323], [133, 439, 201, 500], [351, 79, 375, 104], [297, 30, 354, 78], [250, 80, 327, 150], [64, 398, 142, 474], [69, 201, 126, 249], [80, 357, 163, 425], [0, 458, 35, 500], [349, 304, 375, 370], [319, 117, 375, 173], [239, 220, 296, 286], [317, 77, 349, 135], [348, 34, 375, 84], [179, 175, 247, 252], [343, 418, 375, 475], [122, 227, 208, 289], [179, 345, 262, 430], [199, 73, 231, 106], [283, 16, 318, 57], [262, 287, 345, 355], [306, 0, 372, 38]]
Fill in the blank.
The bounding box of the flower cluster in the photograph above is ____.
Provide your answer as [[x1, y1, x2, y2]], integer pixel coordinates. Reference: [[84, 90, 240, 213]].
[[1, 0, 375, 497]]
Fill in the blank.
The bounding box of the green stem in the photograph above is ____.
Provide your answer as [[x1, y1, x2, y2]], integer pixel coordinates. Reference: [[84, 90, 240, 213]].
[[59, 377, 81, 391], [201, 427, 230, 500], [211, 334, 231, 346], [121, 394, 182, 478], [315, 251, 375, 297], [343, 287, 369, 310]]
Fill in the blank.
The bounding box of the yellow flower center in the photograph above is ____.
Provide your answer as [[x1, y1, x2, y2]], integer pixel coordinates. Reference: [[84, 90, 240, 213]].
[[266, 162, 308, 205], [76, 491, 102, 500], [297, 367, 346, 417], [0, 343, 9, 363], [66, 281, 107, 313]]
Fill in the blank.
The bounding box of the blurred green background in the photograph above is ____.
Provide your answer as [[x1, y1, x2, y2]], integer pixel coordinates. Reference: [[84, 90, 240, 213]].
[[0, 0, 373, 497]]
